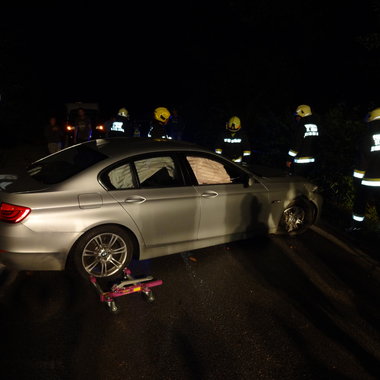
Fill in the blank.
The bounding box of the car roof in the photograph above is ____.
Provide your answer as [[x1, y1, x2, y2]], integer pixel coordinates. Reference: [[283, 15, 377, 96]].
[[93, 138, 212, 160]]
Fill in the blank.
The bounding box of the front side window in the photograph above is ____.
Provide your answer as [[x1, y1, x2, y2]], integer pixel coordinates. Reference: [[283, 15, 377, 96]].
[[186, 156, 232, 185], [186, 155, 250, 185]]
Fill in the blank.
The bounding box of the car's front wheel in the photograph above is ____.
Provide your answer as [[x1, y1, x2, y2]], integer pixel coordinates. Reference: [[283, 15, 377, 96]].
[[72, 225, 133, 279], [279, 200, 313, 236]]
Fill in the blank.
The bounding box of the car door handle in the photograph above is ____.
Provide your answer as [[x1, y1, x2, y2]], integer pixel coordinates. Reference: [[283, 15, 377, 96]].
[[124, 196, 146, 204], [201, 191, 219, 198]]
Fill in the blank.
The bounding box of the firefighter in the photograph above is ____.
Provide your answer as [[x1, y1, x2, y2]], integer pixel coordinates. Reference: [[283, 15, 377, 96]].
[[348, 107, 380, 232], [215, 116, 251, 165], [148, 107, 172, 139], [286, 104, 319, 178], [107, 107, 133, 137]]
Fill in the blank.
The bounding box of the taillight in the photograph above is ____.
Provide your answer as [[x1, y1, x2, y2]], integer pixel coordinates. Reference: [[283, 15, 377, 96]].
[[0, 202, 31, 223], [96, 125, 104, 131]]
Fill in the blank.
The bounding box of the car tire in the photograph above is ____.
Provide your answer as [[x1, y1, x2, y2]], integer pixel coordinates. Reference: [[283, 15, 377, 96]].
[[71, 225, 133, 280], [279, 200, 313, 236]]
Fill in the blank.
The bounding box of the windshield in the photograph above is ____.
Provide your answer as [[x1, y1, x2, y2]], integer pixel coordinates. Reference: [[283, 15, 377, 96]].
[[27, 143, 108, 184]]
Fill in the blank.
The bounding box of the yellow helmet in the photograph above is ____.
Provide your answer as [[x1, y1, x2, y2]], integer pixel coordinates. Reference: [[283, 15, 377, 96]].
[[367, 108, 380, 122], [295, 104, 312, 117], [118, 108, 129, 117], [227, 116, 241, 132], [154, 107, 171, 124]]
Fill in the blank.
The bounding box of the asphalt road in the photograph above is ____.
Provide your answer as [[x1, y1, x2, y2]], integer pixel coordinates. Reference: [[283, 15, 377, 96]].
[[1, 226, 379, 380]]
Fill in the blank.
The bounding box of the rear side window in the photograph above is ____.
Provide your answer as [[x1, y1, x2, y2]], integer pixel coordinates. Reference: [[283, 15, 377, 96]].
[[102, 154, 184, 190], [135, 156, 180, 188], [27, 144, 108, 184], [108, 163, 135, 189]]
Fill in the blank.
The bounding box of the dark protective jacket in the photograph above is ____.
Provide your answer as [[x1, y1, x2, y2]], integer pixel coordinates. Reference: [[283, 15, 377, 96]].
[[288, 115, 319, 164], [215, 129, 251, 163], [148, 120, 171, 139], [353, 119, 380, 187], [107, 115, 133, 137]]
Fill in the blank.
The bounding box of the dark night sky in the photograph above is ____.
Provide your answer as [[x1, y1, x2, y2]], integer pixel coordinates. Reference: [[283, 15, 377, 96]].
[[1, 1, 379, 122]]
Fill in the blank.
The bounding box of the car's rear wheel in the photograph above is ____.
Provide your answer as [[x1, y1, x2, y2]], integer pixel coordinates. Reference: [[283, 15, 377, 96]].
[[279, 200, 313, 236], [72, 225, 133, 279]]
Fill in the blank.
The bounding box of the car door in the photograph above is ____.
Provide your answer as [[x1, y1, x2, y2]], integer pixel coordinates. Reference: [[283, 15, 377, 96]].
[[184, 154, 270, 239], [105, 154, 200, 247]]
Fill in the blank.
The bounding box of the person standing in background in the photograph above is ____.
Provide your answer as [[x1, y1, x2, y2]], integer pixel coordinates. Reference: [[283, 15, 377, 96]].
[[348, 107, 380, 232], [106, 107, 134, 138], [74, 108, 92, 144], [148, 107, 172, 139], [215, 116, 251, 165], [44, 116, 63, 154]]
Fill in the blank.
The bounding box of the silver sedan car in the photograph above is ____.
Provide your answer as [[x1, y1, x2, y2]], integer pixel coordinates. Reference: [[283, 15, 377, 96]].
[[0, 138, 322, 279]]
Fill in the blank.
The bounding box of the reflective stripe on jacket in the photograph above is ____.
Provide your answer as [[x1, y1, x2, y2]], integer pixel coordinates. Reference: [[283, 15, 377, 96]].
[[352, 119, 380, 187], [288, 115, 319, 164]]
